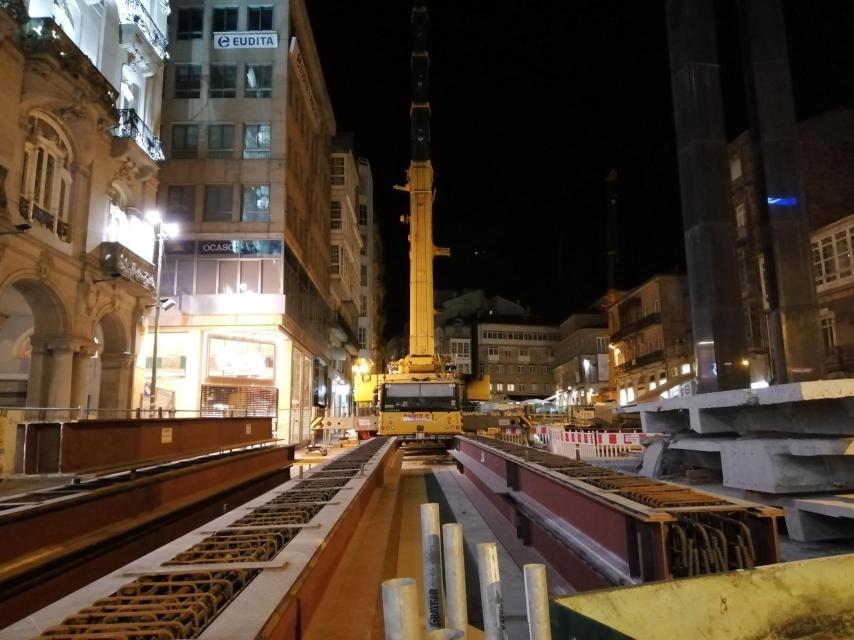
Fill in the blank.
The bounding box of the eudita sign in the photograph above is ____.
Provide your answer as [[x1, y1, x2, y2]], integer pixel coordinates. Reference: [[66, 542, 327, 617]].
[[214, 32, 278, 49]]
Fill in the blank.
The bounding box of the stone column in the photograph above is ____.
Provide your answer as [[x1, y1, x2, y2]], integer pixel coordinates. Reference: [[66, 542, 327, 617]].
[[665, 0, 750, 392], [70, 347, 92, 412], [25, 344, 48, 407], [99, 352, 135, 411], [46, 345, 74, 409]]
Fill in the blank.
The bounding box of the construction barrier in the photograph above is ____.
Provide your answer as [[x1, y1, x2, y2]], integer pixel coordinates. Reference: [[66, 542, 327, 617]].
[[547, 428, 642, 460]]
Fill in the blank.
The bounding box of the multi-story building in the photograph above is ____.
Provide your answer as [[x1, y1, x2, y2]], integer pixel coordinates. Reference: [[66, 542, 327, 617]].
[[327, 135, 361, 415], [151, 0, 336, 442], [432, 289, 557, 401], [356, 158, 384, 369], [806, 213, 854, 377], [609, 274, 694, 406], [729, 107, 854, 384], [552, 312, 610, 409], [0, 0, 169, 413]]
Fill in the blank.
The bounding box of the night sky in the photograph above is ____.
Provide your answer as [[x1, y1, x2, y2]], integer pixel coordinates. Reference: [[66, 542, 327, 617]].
[[306, 1, 854, 339]]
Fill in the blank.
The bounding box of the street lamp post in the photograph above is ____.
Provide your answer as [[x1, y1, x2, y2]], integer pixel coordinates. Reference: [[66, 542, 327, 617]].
[[145, 210, 178, 415]]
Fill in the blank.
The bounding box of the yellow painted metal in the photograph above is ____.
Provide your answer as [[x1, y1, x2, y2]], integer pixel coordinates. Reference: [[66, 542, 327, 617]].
[[551, 553, 854, 639], [466, 375, 491, 401], [354, 373, 380, 403]]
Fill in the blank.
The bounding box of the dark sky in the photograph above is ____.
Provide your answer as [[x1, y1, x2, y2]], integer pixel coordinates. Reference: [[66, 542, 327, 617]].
[[306, 1, 854, 339]]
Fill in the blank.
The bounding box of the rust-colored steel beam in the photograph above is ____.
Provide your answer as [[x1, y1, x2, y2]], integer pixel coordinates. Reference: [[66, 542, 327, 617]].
[[0, 444, 294, 627], [16, 416, 275, 474], [451, 436, 782, 591]]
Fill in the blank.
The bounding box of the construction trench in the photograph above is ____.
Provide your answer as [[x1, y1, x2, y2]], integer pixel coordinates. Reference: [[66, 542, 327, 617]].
[[2, 432, 821, 639]]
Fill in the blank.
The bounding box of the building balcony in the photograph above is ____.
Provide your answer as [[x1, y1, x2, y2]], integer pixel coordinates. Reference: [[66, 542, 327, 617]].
[[98, 241, 155, 292], [112, 109, 165, 163], [611, 312, 661, 342], [22, 18, 119, 116], [615, 349, 665, 375], [118, 0, 169, 62], [19, 199, 71, 242]]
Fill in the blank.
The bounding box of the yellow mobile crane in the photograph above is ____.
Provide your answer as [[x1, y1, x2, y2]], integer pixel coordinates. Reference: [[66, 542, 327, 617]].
[[353, 2, 488, 440]]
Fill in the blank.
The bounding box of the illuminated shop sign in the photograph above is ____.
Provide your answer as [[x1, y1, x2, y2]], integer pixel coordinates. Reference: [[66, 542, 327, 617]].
[[165, 240, 282, 256], [214, 32, 278, 49]]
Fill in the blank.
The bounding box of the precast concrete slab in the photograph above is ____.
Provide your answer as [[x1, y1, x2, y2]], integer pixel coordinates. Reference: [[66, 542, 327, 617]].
[[626, 379, 854, 436], [786, 494, 854, 542]]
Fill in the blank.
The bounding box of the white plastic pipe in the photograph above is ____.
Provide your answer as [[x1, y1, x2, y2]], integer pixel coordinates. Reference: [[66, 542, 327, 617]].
[[476, 542, 507, 640], [442, 523, 467, 636], [382, 577, 420, 640], [523, 564, 552, 640], [421, 503, 446, 631]]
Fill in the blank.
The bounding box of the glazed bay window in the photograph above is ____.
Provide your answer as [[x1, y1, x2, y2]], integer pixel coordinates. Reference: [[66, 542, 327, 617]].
[[331, 156, 345, 185], [210, 64, 237, 98], [245, 64, 272, 98], [20, 114, 72, 241], [177, 7, 203, 40], [208, 124, 234, 158], [330, 200, 342, 229], [242, 185, 270, 222], [212, 7, 238, 33], [171, 124, 198, 158], [175, 64, 201, 98], [812, 226, 854, 288], [244, 123, 271, 159], [247, 6, 273, 31], [330, 244, 341, 275], [166, 185, 195, 223], [204, 185, 234, 221]]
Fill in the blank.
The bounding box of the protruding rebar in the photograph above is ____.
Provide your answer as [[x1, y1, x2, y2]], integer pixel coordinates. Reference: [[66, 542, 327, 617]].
[[421, 503, 445, 631]]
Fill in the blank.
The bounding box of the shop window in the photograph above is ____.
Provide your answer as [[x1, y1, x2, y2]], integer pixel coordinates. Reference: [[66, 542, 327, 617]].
[[171, 124, 198, 158], [204, 185, 233, 221], [212, 7, 238, 33], [174, 64, 201, 98], [245, 64, 272, 98], [210, 64, 237, 98], [177, 7, 203, 39], [241, 184, 270, 222], [244, 123, 271, 158], [247, 6, 273, 31], [208, 124, 235, 158]]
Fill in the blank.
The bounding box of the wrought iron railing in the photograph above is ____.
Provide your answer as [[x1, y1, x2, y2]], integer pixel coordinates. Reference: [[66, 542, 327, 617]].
[[119, 0, 169, 60], [99, 241, 156, 291], [112, 108, 165, 162]]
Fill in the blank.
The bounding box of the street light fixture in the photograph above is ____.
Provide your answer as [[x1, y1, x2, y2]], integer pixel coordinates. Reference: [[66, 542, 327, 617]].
[[145, 209, 178, 414]]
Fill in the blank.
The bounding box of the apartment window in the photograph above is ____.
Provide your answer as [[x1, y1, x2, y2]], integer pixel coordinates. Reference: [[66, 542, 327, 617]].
[[450, 340, 470, 356], [247, 6, 273, 30], [166, 185, 195, 223], [820, 309, 837, 353], [519, 348, 529, 358], [519, 384, 527, 392], [361, 295, 366, 310], [241, 185, 270, 222], [330, 244, 340, 275], [331, 156, 345, 185], [244, 123, 271, 158], [358, 327, 367, 350], [504, 349, 512, 357], [496, 365, 505, 374], [359, 204, 368, 226], [506, 384, 515, 392], [458, 363, 471, 374], [487, 347, 498, 357], [176, 7, 203, 40], [812, 227, 854, 287], [730, 156, 742, 181], [207, 124, 234, 158], [174, 64, 201, 98], [529, 366, 536, 373], [245, 64, 272, 98], [361, 264, 367, 287], [210, 64, 237, 98], [212, 7, 238, 33], [596, 336, 608, 352], [330, 200, 342, 229], [495, 383, 504, 391], [19, 114, 72, 239], [204, 185, 233, 222], [517, 366, 524, 373], [171, 124, 198, 158]]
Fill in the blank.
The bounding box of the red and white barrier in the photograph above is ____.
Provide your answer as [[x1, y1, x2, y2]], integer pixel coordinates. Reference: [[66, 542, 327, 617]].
[[547, 428, 643, 460]]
